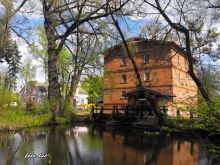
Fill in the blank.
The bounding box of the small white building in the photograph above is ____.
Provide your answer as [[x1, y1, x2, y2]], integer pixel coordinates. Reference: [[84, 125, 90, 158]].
[[74, 87, 88, 108]]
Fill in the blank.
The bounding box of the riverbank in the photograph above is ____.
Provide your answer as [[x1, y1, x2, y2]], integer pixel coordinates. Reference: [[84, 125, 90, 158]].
[[1, 111, 220, 162], [0, 109, 70, 132], [0, 107, 94, 132], [1, 109, 219, 139]]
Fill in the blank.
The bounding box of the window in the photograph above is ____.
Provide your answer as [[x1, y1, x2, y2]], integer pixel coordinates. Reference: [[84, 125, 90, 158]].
[[144, 73, 150, 81], [121, 91, 126, 98], [121, 73, 127, 83], [143, 54, 149, 63]]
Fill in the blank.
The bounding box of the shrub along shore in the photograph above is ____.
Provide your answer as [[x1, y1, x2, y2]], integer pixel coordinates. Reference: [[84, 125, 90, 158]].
[[0, 108, 220, 138]]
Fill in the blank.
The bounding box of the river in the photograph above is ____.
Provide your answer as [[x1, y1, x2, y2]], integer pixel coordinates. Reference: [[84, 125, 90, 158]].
[[0, 124, 219, 165]]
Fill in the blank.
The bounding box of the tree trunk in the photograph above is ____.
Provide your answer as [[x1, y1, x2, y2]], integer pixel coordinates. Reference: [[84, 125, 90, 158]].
[[64, 69, 82, 111], [185, 32, 214, 111], [43, 3, 62, 119], [47, 50, 63, 118], [110, 13, 164, 125], [147, 95, 164, 125]]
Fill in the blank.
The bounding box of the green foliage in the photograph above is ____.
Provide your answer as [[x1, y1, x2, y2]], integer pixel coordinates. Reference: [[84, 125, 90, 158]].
[[0, 40, 21, 90], [195, 66, 220, 128], [26, 101, 39, 112], [63, 100, 75, 113], [20, 60, 35, 83], [169, 66, 220, 130], [176, 94, 220, 130], [0, 89, 20, 107], [42, 100, 51, 111], [208, 143, 220, 158], [81, 75, 104, 99], [144, 131, 160, 136], [30, 26, 71, 81], [197, 95, 220, 115], [30, 26, 48, 80]]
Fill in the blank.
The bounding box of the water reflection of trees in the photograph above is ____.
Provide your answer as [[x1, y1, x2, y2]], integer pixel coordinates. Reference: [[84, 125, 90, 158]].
[[47, 125, 103, 165], [0, 129, 49, 165], [0, 132, 24, 165], [0, 125, 220, 165], [47, 126, 72, 165]]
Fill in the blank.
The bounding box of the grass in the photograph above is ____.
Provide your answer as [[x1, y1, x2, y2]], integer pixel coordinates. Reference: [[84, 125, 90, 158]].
[[73, 109, 91, 115], [0, 108, 71, 131]]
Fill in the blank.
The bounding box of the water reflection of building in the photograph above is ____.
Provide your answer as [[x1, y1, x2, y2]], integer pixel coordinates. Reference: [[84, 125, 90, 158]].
[[0, 126, 219, 165], [103, 132, 199, 165]]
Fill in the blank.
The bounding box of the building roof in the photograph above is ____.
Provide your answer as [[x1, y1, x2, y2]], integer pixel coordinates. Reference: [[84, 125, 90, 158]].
[[102, 37, 187, 58], [96, 97, 103, 103], [19, 81, 47, 96], [124, 87, 175, 98]]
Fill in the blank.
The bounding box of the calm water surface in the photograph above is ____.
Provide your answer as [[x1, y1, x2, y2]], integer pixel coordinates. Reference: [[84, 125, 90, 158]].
[[0, 124, 219, 165]]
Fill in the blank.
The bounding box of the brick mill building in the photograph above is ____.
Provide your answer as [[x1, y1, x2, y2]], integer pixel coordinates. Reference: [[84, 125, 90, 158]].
[[103, 38, 197, 116]]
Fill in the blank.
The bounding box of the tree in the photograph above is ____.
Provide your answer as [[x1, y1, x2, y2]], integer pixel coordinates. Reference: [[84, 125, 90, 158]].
[[206, 0, 220, 8], [0, 40, 21, 91], [81, 75, 104, 100], [30, 25, 103, 110], [30, 26, 48, 81], [0, 0, 27, 56], [0, 0, 27, 92], [20, 60, 36, 84], [198, 64, 220, 96], [0, 40, 21, 107], [63, 29, 104, 109], [41, 0, 131, 120], [143, 0, 219, 114]]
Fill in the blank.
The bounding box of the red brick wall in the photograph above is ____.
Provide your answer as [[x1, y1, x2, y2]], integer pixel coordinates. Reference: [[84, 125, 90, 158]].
[[104, 40, 197, 114]]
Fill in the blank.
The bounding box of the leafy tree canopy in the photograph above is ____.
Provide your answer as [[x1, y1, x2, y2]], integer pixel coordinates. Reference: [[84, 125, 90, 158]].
[[81, 75, 104, 99]]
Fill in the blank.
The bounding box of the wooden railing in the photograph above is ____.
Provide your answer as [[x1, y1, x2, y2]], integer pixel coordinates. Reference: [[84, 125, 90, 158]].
[[91, 105, 168, 119]]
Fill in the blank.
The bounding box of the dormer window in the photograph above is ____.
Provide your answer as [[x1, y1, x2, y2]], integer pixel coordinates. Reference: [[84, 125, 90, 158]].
[[143, 54, 149, 63]]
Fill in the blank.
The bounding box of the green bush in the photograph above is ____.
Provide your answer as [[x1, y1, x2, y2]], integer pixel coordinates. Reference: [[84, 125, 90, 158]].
[[0, 90, 20, 108]]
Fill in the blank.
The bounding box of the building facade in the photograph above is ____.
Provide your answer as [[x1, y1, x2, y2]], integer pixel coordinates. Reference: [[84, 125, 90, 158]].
[[19, 81, 47, 105], [20, 81, 88, 109], [74, 86, 89, 108], [103, 38, 197, 115]]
